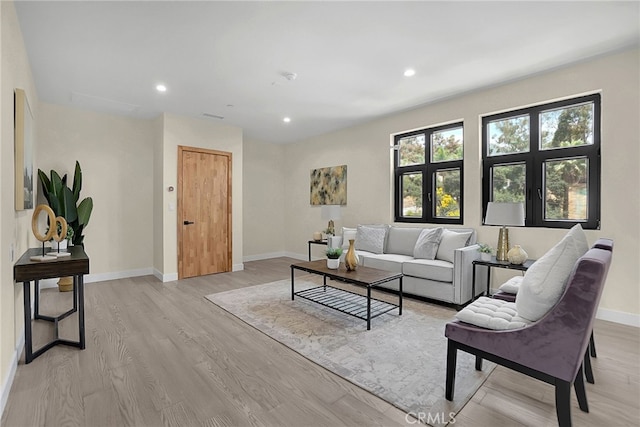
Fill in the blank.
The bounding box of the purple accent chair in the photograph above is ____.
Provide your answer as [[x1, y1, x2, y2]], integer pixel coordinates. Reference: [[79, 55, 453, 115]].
[[445, 246, 612, 427]]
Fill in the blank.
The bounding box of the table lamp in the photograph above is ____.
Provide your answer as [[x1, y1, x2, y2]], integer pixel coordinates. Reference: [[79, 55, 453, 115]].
[[321, 205, 341, 236], [484, 202, 525, 261]]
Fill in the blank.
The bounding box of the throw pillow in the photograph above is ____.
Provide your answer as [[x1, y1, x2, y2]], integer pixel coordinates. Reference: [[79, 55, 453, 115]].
[[435, 229, 472, 263], [413, 227, 443, 260], [498, 275, 524, 294], [355, 225, 388, 254], [341, 227, 357, 251], [515, 224, 589, 322]]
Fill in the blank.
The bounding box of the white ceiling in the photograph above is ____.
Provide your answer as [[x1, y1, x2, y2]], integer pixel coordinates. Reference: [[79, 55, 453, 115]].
[[15, 1, 640, 144]]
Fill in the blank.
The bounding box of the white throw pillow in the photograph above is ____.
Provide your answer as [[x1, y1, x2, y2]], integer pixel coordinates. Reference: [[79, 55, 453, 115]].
[[341, 227, 357, 250], [435, 229, 472, 263], [355, 225, 388, 254], [515, 224, 589, 322], [498, 275, 524, 294], [413, 227, 443, 260]]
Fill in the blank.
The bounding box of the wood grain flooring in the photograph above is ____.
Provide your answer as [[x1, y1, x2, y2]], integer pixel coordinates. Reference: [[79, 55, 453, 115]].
[[2, 257, 639, 427]]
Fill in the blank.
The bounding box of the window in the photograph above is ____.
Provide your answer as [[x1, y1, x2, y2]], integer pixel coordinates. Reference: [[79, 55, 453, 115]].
[[482, 94, 600, 229], [394, 123, 463, 224]]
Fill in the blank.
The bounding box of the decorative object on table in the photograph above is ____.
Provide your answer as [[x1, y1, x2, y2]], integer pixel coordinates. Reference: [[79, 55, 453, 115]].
[[477, 243, 493, 261], [484, 202, 525, 261], [48, 216, 72, 258], [30, 204, 57, 262], [325, 247, 343, 269], [14, 88, 34, 211], [344, 239, 359, 271], [312, 231, 322, 241], [38, 161, 94, 291], [321, 204, 341, 236], [310, 165, 347, 205], [507, 245, 528, 265]]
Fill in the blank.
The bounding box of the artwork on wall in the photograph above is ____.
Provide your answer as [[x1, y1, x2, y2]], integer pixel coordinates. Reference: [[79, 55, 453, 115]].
[[15, 88, 34, 210], [310, 165, 347, 205]]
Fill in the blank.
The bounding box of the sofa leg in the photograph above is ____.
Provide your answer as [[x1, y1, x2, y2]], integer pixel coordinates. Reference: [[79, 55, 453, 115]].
[[445, 340, 457, 401], [574, 365, 589, 413], [555, 380, 572, 427], [475, 356, 483, 371], [584, 350, 594, 384], [590, 331, 597, 358]]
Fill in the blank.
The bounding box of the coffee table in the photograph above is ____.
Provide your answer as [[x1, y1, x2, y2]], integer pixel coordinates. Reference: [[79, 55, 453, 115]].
[[290, 260, 403, 330]]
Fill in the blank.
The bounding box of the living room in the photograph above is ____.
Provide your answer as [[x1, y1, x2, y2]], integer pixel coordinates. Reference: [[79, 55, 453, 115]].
[[1, 1, 639, 426]]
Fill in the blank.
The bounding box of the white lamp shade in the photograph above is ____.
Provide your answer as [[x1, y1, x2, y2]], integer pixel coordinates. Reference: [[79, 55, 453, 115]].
[[484, 202, 525, 226], [321, 205, 341, 220]]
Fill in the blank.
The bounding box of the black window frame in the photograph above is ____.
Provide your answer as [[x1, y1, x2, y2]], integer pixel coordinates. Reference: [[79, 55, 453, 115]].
[[482, 93, 601, 229], [393, 122, 464, 225]]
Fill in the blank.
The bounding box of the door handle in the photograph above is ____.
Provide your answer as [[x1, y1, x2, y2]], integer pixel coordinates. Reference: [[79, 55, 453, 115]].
[[183, 220, 194, 225]]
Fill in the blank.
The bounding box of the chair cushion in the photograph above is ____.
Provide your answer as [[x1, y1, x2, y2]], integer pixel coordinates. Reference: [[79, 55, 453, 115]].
[[402, 259, 453, 282], [362, 253, 412, 273], [456, 297, 531, 330], [498, 275, 524, 294], [515, 224, 589, 322], [413, 227, 443, 260], [385, 227, 423, 256], [436, 229, 472, 263], [355, 224, 389, 254]]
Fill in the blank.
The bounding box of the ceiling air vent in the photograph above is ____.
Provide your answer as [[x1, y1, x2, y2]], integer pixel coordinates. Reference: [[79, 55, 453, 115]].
[[202, 113, 224, 120]]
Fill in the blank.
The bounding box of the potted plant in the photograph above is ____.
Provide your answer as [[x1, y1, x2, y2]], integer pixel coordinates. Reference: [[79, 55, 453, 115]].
[[477, 243, 493, 261], [325, 247, 343, 269]]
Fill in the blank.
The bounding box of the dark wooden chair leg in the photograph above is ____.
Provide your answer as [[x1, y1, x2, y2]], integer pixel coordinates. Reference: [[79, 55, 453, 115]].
[[555, 380, 572, 427], [445, 340, 457, 401], [475, 355, 483, 371], [590, 331, 597, 358], [584, 350, 594, 384], [574, 365, 589, 413]]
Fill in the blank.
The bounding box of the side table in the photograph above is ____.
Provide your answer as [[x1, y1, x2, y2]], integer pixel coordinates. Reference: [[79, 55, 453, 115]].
[[13, 246, 90, 364], [472, 256, 535, 300], [308, 239, 328, 261]]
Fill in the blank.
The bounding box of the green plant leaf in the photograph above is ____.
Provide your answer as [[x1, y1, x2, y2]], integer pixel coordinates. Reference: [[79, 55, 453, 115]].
[[50, 170, 63, 201], [72, 161, 82, 202], [77, 197, 93, 227], [58, 186, 78, 223], [37, 169, 52, 205], [48, 191, 61, 216]]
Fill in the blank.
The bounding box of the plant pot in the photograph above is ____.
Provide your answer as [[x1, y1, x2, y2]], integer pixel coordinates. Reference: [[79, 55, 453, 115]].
[[57, 276, 73, 292], [480, 252, 492, 262], [326, 258, 340, 269], [51, 239, 68, 251]]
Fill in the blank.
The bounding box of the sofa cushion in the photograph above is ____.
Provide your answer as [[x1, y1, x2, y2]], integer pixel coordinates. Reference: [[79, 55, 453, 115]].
[[436, 229, 472, 263], [515, 224, 589, 322], [498, 275, 524, 294], [386, 227, 423, 256], [403, 258, 453, 282], [456, 297, 531, 330], [362, 253, 411, 273], [355, 224, 388, 254], [413, 227, 443, 260], [341, 227, 357, 250]]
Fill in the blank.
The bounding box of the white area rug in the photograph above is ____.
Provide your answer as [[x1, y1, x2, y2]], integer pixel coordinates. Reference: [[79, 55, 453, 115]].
[[206, 279, 494, 426]]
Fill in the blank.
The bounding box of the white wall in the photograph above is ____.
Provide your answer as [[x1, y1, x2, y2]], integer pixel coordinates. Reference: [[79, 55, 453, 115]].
[[282, 48, 640, 320]]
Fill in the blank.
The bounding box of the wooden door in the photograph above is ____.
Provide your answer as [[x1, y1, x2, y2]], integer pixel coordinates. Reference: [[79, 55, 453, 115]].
[[178, 146, 232, 279]]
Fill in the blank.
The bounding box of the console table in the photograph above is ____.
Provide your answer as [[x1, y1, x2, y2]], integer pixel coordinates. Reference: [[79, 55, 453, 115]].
[[307, 239, 328, 261], [13, 246, 90, 364]]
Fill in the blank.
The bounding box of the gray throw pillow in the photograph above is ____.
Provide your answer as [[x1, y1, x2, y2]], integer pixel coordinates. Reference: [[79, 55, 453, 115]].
[[435, 229, 472, 263], [413, 227, 443, 260], [355, 225, 388, 254]]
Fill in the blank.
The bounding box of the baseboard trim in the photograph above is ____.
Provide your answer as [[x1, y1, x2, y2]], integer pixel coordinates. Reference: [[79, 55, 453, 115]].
[[1, 332, 24, 418], [243, 251, 287, 262], [596, 307, 640, 328], [154, 269, 178, 283], [232, 263, 244, 272]]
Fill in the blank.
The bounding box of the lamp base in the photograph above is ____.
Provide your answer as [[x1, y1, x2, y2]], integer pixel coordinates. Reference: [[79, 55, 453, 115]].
[[327, 220, 335, 236], [496, 227, 510, 261]]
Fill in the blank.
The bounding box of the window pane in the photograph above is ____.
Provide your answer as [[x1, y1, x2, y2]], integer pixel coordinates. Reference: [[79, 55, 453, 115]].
[[431, 127, 463, 162], [545, 158, 588, 221], [398, 134, 425, 166], [487, 115, 530, 156], [540, 103, 594, 150], [401, 173, 422, 217], [491, 163, 526, 202], [434, 169, 460, 218]]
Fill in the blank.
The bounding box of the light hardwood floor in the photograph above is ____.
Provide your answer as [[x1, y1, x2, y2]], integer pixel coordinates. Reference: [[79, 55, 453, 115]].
[[2, 257, 639, 426]]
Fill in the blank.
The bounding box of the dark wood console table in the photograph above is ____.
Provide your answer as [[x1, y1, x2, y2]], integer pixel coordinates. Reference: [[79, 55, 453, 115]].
[[13, 246, 90, 364]]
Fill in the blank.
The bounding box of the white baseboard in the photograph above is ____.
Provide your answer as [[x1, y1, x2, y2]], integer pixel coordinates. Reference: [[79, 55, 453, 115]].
[[1, 332, 24, 418], [243, 251, 287, 262], [232, 263, 244, 272], [596, 307, 640, 328], [153, 269, 178, 283]]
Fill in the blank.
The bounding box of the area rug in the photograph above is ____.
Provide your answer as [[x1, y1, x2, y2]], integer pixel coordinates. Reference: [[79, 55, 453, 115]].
[[205, 279, 495, 426]]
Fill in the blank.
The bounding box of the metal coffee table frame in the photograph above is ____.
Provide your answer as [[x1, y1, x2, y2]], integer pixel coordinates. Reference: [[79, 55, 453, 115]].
[[291, 260, 403, 330]]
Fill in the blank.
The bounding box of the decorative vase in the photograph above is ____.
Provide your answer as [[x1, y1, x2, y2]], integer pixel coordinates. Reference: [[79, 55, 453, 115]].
[[57, 276, 73, 292], [345, 239, 359, 271], [313, 231, 323, 241], [480, 252, 492, 262], [326, 258, 340, 269], [507, 245, 528, 265]]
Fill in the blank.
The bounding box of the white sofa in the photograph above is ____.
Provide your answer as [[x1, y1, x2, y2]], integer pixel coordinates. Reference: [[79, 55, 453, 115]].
[[331, 225, 485, 307]]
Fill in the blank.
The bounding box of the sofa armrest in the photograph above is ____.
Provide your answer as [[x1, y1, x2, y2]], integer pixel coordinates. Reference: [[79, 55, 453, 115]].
[[452, 244, 487, 305], [328, 235, 342, 249]]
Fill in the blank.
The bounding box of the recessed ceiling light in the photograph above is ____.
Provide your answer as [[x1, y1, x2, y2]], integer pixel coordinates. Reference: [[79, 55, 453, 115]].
[[283, 117, 291, 123], [404, 69, 416, 77], [156, 84, 167, 92]]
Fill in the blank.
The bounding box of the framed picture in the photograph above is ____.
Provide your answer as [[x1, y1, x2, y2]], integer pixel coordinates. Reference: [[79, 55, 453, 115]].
[[310, 165, 347, 205], [15, 88, 34, 210]]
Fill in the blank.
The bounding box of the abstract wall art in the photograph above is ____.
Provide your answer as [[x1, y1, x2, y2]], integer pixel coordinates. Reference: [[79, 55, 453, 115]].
[[310, 165, 347, 205]]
